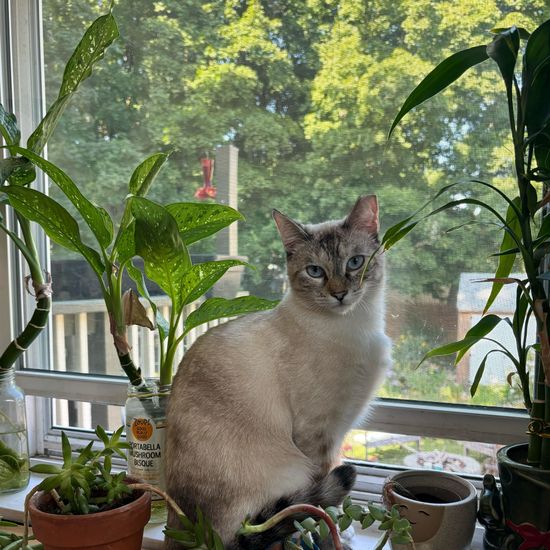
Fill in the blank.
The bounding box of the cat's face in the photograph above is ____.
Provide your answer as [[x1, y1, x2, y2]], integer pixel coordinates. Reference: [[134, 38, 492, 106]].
[[273, 196, 383, 315]]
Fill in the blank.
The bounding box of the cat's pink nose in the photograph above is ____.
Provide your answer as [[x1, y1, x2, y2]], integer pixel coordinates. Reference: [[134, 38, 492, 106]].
[[331, 290, 348, 302]]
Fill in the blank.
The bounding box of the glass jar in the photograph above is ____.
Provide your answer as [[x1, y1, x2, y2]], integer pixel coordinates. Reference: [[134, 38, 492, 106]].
[[0, 369, 30, 493], [125, 378, 170, 524]]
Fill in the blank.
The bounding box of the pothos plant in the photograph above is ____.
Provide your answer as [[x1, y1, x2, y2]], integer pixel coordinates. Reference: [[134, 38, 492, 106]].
[[384, 19, 550, 467], [0, 8, 118, 491]]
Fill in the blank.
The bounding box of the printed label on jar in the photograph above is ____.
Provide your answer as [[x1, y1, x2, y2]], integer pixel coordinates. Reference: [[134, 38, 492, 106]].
[[126, 417, 166, 499]]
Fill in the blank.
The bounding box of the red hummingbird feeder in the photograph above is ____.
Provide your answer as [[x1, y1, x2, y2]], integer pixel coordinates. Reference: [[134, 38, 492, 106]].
[[195, 157, 217, 199]]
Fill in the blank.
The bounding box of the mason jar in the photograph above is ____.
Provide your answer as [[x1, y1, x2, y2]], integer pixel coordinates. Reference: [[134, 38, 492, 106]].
[[0, 368, 30, 493], [125, 378, 170, 523]]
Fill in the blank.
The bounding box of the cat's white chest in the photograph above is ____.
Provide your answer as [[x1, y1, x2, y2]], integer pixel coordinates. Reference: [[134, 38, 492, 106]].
[[288, 330, 390, 464]]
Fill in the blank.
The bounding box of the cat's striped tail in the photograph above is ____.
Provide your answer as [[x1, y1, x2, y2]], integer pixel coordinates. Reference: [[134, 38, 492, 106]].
[[235, 464, 357, 549]]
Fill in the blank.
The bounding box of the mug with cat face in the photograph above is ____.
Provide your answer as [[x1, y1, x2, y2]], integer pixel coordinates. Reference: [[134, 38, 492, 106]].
[[384, 470, 478, 550]]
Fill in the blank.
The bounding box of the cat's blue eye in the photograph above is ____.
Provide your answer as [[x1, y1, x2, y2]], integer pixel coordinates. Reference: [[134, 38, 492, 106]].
[[347, 255, 365, 270], [306, 265, 325, 278]]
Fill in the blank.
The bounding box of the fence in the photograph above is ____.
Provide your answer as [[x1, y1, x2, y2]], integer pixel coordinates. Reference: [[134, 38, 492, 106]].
[[51, 296, 229, 430]]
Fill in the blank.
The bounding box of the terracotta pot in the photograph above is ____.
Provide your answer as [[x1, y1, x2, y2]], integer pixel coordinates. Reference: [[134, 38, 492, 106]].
[[28, 482, 151, 550], [384, 470, 477, 550]]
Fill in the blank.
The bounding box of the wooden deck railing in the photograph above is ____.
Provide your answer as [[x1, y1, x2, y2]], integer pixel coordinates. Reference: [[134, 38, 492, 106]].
[[50, 296, 228, 430]]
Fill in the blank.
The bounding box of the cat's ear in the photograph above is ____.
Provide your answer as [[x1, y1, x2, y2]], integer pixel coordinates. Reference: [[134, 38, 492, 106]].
[[344, 195, 379, 234], [272, 210, 310, 253]]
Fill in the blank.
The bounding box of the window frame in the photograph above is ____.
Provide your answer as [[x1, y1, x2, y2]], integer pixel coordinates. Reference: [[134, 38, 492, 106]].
[[1, 0, 529, 465]]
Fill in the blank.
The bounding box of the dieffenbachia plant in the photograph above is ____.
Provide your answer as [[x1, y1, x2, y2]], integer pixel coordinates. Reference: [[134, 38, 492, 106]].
[[0, 9, 118, 372], [3, 149, 276, 387], [385, 20, 550, 467], [129, 197, 278, 386]]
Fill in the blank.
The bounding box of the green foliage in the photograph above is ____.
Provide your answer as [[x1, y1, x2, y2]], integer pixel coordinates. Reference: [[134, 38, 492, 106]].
[[163, 506, 224, 550], [386, 17, 550, 466], [30, 426, 131, 515]]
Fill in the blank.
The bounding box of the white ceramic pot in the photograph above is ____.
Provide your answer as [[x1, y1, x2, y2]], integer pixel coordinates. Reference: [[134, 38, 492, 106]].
[[384, 470, 477, 550]]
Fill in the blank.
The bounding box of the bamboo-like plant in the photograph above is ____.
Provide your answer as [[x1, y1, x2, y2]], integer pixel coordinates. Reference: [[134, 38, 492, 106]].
[[0, 8, 118, 492], [384, 20, 550, 467]]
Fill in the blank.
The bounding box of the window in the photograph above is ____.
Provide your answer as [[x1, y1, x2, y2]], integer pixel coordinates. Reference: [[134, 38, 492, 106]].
[[3, 0, 547, 474]]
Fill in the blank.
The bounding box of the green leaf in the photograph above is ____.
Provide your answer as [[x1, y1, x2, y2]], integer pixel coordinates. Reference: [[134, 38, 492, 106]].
[[27, 95, 71, 155], [361, 514, 375, 529], [129, 153, 169, 196], [0, 157, 35, 187], [389, 45, 489, 137], [95, 425, 109, 445], [59, 13, 119, 97], [61, 432, 72, 466], [131, 197, 191, 310], [37, 475, 62, 493], [483, 198, 521, 314], [368, 504, 387, 522], [183, 296, 278, 335], [345, 504, 364, 521], [301, 517, 317, 533], [1, 185, 104, 276], [487, 27, 520, 85], [378, 519, 394, 531], [524, 19, 550, 171], [115, 153, 170, 252], [180, 260, 247, 307], [166, 202, 244, 245], [27, 12, 119, 153], [0, 104, 20, 153], [29, 464, 62, 475], [114, 220, 136, 265], [470, 352, 493, 397], [318, 519, 330, 540], [12, 146, 113, 248], [393, 518, 410, 531], [419, 314, 502, 367], [325, 506, 339, 523], [338, 514, 352, 532]]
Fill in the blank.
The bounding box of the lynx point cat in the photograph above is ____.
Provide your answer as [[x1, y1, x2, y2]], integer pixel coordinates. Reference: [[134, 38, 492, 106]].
[[165, 196, 391, 549]]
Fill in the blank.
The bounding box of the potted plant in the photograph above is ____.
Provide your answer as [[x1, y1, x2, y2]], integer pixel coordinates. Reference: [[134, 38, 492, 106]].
[[0, 7, 119, 495], [383, 470, 477, 550], [23, 426, 151, 550], [384, 18, 550, 550]]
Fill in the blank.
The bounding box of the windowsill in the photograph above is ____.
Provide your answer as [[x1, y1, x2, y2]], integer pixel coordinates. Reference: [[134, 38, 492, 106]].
[[0, 472, 484, 549]]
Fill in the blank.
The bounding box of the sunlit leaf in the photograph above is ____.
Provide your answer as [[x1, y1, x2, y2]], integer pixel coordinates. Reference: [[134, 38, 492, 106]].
[[418, 314, 502, 367], [28, 12, 119, 153], [483, 198, 521, 314], [1, 185, 104, 276], [183, 296, 278, 335], [180, 260, 247, 307], [389, 45, 489, 136], [166, 202, 244, 245], [12, 146, 113, 248]]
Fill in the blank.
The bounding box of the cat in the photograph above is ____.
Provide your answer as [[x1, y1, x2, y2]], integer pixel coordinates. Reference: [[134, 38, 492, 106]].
[[165, 195, 391, 549]]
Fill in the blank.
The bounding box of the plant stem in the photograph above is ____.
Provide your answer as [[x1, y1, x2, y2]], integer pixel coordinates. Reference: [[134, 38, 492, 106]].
[[0, 214, 51, 370], [237, 504, 343, 550]]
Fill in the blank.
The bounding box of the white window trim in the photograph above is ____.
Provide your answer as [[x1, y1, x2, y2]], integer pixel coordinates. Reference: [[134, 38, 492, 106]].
[[1, 0, 530, 479]]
